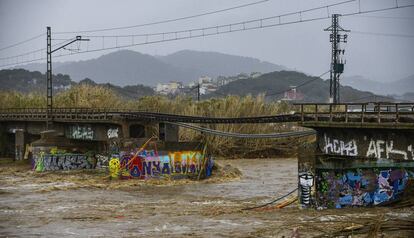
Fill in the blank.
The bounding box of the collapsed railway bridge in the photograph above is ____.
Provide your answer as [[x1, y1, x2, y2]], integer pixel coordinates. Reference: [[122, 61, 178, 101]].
[[1, 102, 414, 208]]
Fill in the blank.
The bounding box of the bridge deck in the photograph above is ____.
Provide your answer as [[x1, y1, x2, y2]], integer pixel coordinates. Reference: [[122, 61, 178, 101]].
[[296, 102, 414, 129], [0, 103, 413, 128]]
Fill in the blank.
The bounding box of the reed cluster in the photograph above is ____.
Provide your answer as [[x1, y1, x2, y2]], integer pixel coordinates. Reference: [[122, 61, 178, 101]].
[[1, 85, 302, 157]]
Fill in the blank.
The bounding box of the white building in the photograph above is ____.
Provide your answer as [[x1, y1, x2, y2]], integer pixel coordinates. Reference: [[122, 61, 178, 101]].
[[198, 76, 212, 84], [156, 81, 183, 95], [250, 72, 262, 78]]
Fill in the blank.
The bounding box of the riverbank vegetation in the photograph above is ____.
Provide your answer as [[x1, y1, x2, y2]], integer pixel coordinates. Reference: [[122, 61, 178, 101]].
[[0, 85, 311, 157]]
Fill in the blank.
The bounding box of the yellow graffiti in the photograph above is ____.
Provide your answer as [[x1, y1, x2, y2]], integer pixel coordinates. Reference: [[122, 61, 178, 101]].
[[121, 168, 130, 178], [109, 158, 120, 179], [50, 147, 59, 155], [49, 147, 66, 155]]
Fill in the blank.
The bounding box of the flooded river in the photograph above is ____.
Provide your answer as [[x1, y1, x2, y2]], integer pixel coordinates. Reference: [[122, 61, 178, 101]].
[[0, 158, 413, 237]]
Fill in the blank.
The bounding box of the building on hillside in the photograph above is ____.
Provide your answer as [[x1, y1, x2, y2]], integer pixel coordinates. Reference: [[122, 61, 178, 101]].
[[237, 73, 249, 80], [53, 85, 71, 90], [199, 83, 217, 95], [156, 81, 183, 95], [282, 86, 304, 101], [250, 72, 262, 78], [216, 76, 237, 87], [182, 76, 218, 95], [216, 73, 250, 87], [198, 76, 212, 84]]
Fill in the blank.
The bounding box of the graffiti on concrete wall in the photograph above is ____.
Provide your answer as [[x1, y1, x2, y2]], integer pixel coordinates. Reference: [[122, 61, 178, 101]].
[[316, 168, 413, 208], [95, 154, 109, 168], [366, 139, 413, 160], [107, 128, 119, 139], [323, 134, 358, 156], [321, 133, 413, 160], [69, 125, 94, 140], [109, 151, 213, 179], [33, 153, 95, 171]]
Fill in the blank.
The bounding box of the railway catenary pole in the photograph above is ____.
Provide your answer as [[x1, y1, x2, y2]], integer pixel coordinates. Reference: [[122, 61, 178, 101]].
[[324, 14, 349, 104], [46, 27, 52, 129], [45, 27, 89, 129]]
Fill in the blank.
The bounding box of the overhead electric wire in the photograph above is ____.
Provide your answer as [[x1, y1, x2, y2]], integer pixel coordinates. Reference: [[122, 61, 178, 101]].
[[0, 38, 77, 66], [342, 2, 414, 17], [48, 0, 360, 59], [350, 15, 414, 20], [352, 30, 414, 38], [0, 47, 45, 61], [83, 0, 357, 38], [265, 70, 330, 97], [0, 33, 43, 52], [54, 0, 271, 34], [0, 0, 355, 67], [0, 37, 76, 60], [2, 0, 414, 68], [208, 70, 329, 98]]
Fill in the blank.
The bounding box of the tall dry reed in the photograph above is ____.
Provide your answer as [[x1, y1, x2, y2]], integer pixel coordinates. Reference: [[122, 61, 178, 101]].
[[1, 85, 299, 157]]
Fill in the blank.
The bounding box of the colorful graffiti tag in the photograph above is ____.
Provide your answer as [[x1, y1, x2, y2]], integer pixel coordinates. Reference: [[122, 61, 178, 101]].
[[316, 168, 413, 208], [33, 153, 95, 171], [109, 151, 213, 179]]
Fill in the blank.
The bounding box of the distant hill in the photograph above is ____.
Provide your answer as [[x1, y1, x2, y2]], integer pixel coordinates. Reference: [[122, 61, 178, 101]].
[[19, 50, 286, 86], [0, 69, 73, 94], [0, 69, 154, 100], [160, 50, 286, 79], [395, 92, 414, 102], [342, 75, 414, 96], [1, 69, 394, 103], [210, 71, 390, 103]]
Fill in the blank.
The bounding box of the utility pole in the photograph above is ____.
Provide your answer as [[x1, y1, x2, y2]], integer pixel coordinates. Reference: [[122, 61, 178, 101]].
[[324, 14, 349, 104], [197, 83, 200, 101], [45, 26, 89, 129], [46, 27, 52, 129]]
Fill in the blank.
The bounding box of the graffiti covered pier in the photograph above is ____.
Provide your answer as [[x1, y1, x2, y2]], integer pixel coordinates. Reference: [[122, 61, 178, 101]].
[[297, 103, 414, 209], [109, 151, 213, 179]]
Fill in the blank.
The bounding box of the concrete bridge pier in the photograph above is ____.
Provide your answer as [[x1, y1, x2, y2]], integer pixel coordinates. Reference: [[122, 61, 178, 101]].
[[14, 129, 25, 160], [298, 125, 414, 209], [159, 123, 179, 142]]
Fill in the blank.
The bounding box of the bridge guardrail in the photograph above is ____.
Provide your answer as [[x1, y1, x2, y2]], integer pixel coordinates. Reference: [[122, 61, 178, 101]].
[[0, 103, 413, 125], [294, 102, 414, 124]]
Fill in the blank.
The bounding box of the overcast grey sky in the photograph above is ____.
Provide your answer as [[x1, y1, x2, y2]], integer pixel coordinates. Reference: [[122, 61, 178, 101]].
[[0, 0, 413, 82]]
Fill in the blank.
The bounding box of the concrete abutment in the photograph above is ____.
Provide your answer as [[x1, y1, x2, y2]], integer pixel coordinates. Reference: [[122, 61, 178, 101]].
[[298, 126, 414, 209]]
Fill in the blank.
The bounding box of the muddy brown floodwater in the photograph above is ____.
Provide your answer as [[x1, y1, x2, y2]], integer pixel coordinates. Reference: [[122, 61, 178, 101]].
[[0, 158, 413, 237]]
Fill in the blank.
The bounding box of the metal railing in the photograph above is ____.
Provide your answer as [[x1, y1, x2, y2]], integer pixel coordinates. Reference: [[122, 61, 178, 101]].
[[0, 107, 299, 124], [0, 103, 413, 125], [294, 102, 414, 124]]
